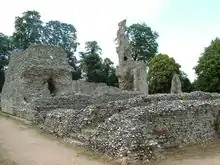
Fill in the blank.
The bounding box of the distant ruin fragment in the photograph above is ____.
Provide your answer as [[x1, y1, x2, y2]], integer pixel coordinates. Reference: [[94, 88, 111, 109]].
[[115, 19, 148, 93], [170, 74, 182, 94], [1, 44, 73, 115]]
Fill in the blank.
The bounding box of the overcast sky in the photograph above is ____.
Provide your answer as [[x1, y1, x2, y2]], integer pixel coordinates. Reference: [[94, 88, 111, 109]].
[[0, 0, 219, 81]]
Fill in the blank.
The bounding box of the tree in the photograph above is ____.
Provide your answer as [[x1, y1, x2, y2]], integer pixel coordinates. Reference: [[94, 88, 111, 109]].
[[42, 20, 79, 57], [79, 41, 118, 85], [102, 58, 118, 87], [0, 33, 14, 92], [42, 20, 80, 79], [102, 58, 113, 76], [194, 38, 220, 92], [84, 41, 102, 55], [148, 54, 181, 94], [179, 72, 193, 92], [0, 33, 14, 56], [106, 68, 118, 87], [12, 10, 43, 50], [126, 23, 159, 64], [80, 41, 105, 82]]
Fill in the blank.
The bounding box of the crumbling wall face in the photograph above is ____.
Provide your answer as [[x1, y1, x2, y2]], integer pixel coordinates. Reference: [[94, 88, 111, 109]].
[[71, 80, 121, 95], [133, 61, 148, 93], [89, 99, 220, 162], [116, 67, 134, 90], [171, 74, 182, 94], [115, 20, 148, 93], [115, 20, 134, 91], [40, 92, 220, 139], [1, 44, 73, 115], [1, 52, 24, 114]]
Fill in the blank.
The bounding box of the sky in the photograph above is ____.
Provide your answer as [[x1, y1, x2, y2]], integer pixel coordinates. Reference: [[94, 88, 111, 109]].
[[0, 0, 220, 81]]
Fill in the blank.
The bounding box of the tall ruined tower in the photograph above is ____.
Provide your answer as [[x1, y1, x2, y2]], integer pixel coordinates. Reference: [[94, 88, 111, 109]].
[[115, 20, 148, 93]]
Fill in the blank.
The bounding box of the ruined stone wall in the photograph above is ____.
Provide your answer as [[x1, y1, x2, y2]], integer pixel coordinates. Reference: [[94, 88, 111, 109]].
[[1, 51, 25, 114], [89, 97, 220, 162], [133, 61, 148, 93], [1, 44, 73, 115], [115, 19, 148, 93], [39, 91, 220, 163], [71, 80, 121, 95], [171, 74, 182, 94], [30, 91, 140, 124]]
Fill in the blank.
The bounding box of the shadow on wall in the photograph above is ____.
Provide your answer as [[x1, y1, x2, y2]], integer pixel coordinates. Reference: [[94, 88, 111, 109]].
[[43, 78, 56, 97], [0, 70, 5, 92]]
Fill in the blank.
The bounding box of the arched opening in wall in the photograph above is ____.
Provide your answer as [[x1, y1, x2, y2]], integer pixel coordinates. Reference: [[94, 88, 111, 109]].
[[47, 78, 56, 96], [24, 97, 28, 103], [0, 70, 5, 93], [123, 56, 128, 61]]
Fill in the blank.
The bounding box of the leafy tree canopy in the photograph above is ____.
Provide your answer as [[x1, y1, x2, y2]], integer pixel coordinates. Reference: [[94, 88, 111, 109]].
[[179, 71, 194, 92], [0, 33, 14, 70], [148, 54, 181, 94], [42, 20, 80, 79], [79, 41, 105, 82], [79, 41, 118, 86], [126, 23, 159, 64], [194, 38, 220, 92], [12, 10, 43, 50]]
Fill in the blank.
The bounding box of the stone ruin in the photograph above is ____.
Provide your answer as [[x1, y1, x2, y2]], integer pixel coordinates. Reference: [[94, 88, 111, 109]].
[[1, 44, 73, 116], [0, 24, 220, 165], [171, 74, 182, 94], [115, 19, 148, 93]]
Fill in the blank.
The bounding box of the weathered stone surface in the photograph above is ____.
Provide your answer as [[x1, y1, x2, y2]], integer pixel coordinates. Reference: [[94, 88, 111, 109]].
[[39, 91, 220, 163], [91, 91, 141, 104], [1, 42, 220, 164], [31, 94, 92, 124], [71, 80, 122, 95], [40, 92, 141, 134], [42, 109, 80, 137], [89, 99, 220, 161], [115, 19, 148, 93], [133, 61, 148, 93], [85, 92, 220, 128], [171, 74, 182, 94], [1, 44, 73, 116]]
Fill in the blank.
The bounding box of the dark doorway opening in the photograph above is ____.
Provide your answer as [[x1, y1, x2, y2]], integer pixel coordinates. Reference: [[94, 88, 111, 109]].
[[123, 56, 128, 61], [47, 78, 56, 96]]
